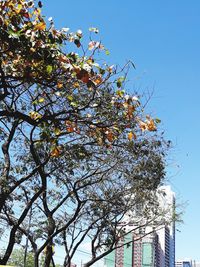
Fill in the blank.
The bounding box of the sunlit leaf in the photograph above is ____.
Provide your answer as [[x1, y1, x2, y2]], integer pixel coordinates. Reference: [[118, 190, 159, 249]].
[[54, 128, 61, 136], [147, 119, 157, 131], [116, 90, 125, 97], [94, 76, 102, 85], [38, 98, 45, 103], [89, 27, 99, 33], [105, 49, 110, 55], [34, 21, 46, 31], [57, 82, 63, 89], [50, 146, 62, 157], [46, 65, 53, 74]]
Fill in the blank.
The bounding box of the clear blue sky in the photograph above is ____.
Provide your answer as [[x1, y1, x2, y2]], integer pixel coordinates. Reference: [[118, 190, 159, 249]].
[[43, 0, 200, 262]]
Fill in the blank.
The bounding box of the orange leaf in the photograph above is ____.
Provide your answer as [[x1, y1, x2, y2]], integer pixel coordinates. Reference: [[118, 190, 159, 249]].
[[128, 105, 135, 117], [94, 76, 102, 85], [57, 82, 63, 89], [34, 22, 46, 31], [67, 126, 74, 133], [147, 119, 157, 131], [128, 132, 133, 141], [107, 132, 114, 142], [51, 146, 62, 157]]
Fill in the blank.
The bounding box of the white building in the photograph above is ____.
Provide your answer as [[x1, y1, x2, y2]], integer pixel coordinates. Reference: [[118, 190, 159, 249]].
[[156, 185, 176, 267]]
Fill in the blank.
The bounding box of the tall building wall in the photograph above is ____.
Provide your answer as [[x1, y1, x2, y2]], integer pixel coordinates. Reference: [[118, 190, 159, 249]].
[[123, 233, 133, 267], [104, 250, 115, 267], [104, 186, 176, 267]]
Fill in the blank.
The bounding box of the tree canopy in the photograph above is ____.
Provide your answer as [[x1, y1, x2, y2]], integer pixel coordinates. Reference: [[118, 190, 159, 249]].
[[0, 1, 170, 266]]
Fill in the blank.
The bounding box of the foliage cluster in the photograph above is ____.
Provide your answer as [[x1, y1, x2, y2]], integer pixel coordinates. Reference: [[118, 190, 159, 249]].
[[0, 1, 170, 266]]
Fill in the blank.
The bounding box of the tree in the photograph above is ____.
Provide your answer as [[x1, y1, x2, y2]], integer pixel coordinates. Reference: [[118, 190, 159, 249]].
[[0, 1, 170, 266], [7, 248, 61, 267], [8, 248, 35, 267]]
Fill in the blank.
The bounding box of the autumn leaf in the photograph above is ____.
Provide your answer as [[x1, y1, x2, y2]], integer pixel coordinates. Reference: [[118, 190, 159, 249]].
[[127, 105, 135, 117], [67, 126, 75, 133], [106, 131, 114, 142], [147, 119, 157, 131], [93, 76, 102, 85], [155, 118, 161, 123], [34, 22, 46, 31], [128, 132, 133, 141], [50, 146, 62, 157], [16, 4, 22, 14], [139, 121, 148, 131], [57, 82, 63, 89], [76, 70, 89, 83]]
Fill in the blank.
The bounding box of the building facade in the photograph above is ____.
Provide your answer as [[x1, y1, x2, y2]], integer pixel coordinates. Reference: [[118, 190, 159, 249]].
[[104, 186, 175, 267]]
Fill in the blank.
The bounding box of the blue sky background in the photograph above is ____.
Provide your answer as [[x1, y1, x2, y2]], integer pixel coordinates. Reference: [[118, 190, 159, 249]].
[[43, 0, 200, 262]]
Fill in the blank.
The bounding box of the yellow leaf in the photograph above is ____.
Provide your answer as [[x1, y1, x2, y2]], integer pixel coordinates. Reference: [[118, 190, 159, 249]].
[[54, 128, 61, 136], [16, 4, 22, 14], [128, 131, 136, 141], [33, 8, 41, 16], [73, 82, 80, 88], [34, 22, 46, 31], [57, 82, 63, 89], [38, 98, 44, 103], [128, 132, 133, 141], [29, 111, 42, 120]]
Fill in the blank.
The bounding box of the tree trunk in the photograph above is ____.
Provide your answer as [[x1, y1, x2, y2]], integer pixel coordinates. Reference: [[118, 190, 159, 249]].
[[44, 243, 54, 267], [44, 216, 55, 267], [34, 253, 40, 267]]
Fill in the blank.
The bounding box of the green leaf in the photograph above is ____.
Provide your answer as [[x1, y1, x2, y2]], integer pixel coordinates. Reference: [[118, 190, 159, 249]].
[[105, 49, 110, 55], [99, 68, 106, 75], [155, 118, 161, 123], [116, 77, 125, 88], [46, 65, 53, 74], [8, 30, 21, 39]]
